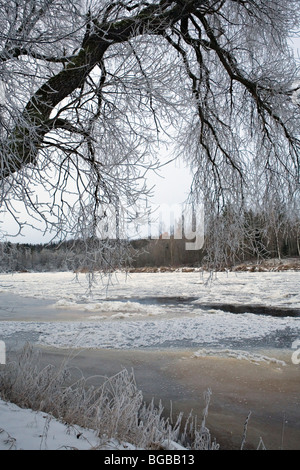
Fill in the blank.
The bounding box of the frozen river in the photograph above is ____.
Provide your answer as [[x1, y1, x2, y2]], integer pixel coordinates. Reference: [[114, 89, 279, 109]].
[[0, 270, 299, 354], [1, 270, 300, 449]]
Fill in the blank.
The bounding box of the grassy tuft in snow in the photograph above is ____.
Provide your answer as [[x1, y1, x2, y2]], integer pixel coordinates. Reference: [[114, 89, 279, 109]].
[[0, 344, 219, 450]]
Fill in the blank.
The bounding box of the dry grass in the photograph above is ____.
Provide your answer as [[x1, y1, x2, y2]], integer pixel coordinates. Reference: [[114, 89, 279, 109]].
[[0, 344, 219, 450]]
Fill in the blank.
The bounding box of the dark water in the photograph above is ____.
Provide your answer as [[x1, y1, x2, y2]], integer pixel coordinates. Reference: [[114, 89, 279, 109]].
[[196, 303, 300, 317], [107, 295, 300, 317]]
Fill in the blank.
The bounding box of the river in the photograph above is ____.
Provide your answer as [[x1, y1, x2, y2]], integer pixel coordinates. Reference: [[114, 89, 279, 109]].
[[0, 270, 299, 449]]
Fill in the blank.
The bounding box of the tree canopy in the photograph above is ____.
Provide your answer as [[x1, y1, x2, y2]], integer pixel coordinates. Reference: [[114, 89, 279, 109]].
[[0, 0, 299, 268]]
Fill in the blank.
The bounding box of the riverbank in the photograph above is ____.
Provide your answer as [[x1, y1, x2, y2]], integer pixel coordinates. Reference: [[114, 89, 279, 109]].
[[126, 257, 300, 273]]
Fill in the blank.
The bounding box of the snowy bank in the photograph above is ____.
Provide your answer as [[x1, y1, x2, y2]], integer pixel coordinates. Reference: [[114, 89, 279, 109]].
[[0, 398, 101, 450]]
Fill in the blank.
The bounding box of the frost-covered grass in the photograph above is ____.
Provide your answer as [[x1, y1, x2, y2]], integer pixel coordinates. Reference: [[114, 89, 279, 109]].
[[0, 344, 219, 450]]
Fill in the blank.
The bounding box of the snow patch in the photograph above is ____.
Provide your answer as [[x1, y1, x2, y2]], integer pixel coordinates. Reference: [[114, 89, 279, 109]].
[[0, 399, 100, 450], [54, 298, 163, 317], [192, 348, 287, 366]]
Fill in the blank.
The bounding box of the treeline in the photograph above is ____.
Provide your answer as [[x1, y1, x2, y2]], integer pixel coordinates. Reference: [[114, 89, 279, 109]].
[[0, 225, 299, 273], [0, 203, 299, 272], [0, 237, 204, 273], [202, 205, 300, 269]]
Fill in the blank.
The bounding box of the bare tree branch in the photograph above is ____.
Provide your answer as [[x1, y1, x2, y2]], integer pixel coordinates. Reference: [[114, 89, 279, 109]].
[[0, 0, 299, 270]]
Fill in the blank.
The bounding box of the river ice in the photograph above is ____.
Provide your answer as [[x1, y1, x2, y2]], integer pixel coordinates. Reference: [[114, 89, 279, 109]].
[[0, 270, 299, 351]]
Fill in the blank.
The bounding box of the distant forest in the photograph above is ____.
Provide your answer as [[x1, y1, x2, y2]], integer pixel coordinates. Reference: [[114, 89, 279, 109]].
[[1, 203, 300, 273], [0, 216, 299, 273], [0, 237, 203, 273]]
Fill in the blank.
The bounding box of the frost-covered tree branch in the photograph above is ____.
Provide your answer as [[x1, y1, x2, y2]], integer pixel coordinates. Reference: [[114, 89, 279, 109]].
[[0, 0, 299, 269]]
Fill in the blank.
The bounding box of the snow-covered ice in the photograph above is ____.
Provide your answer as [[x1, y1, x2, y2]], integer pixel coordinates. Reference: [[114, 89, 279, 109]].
[[192, 348, 287, 366], [0, 271, 299, 309], [0, 312, 298, 350], [0, 270, 299, 351]]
